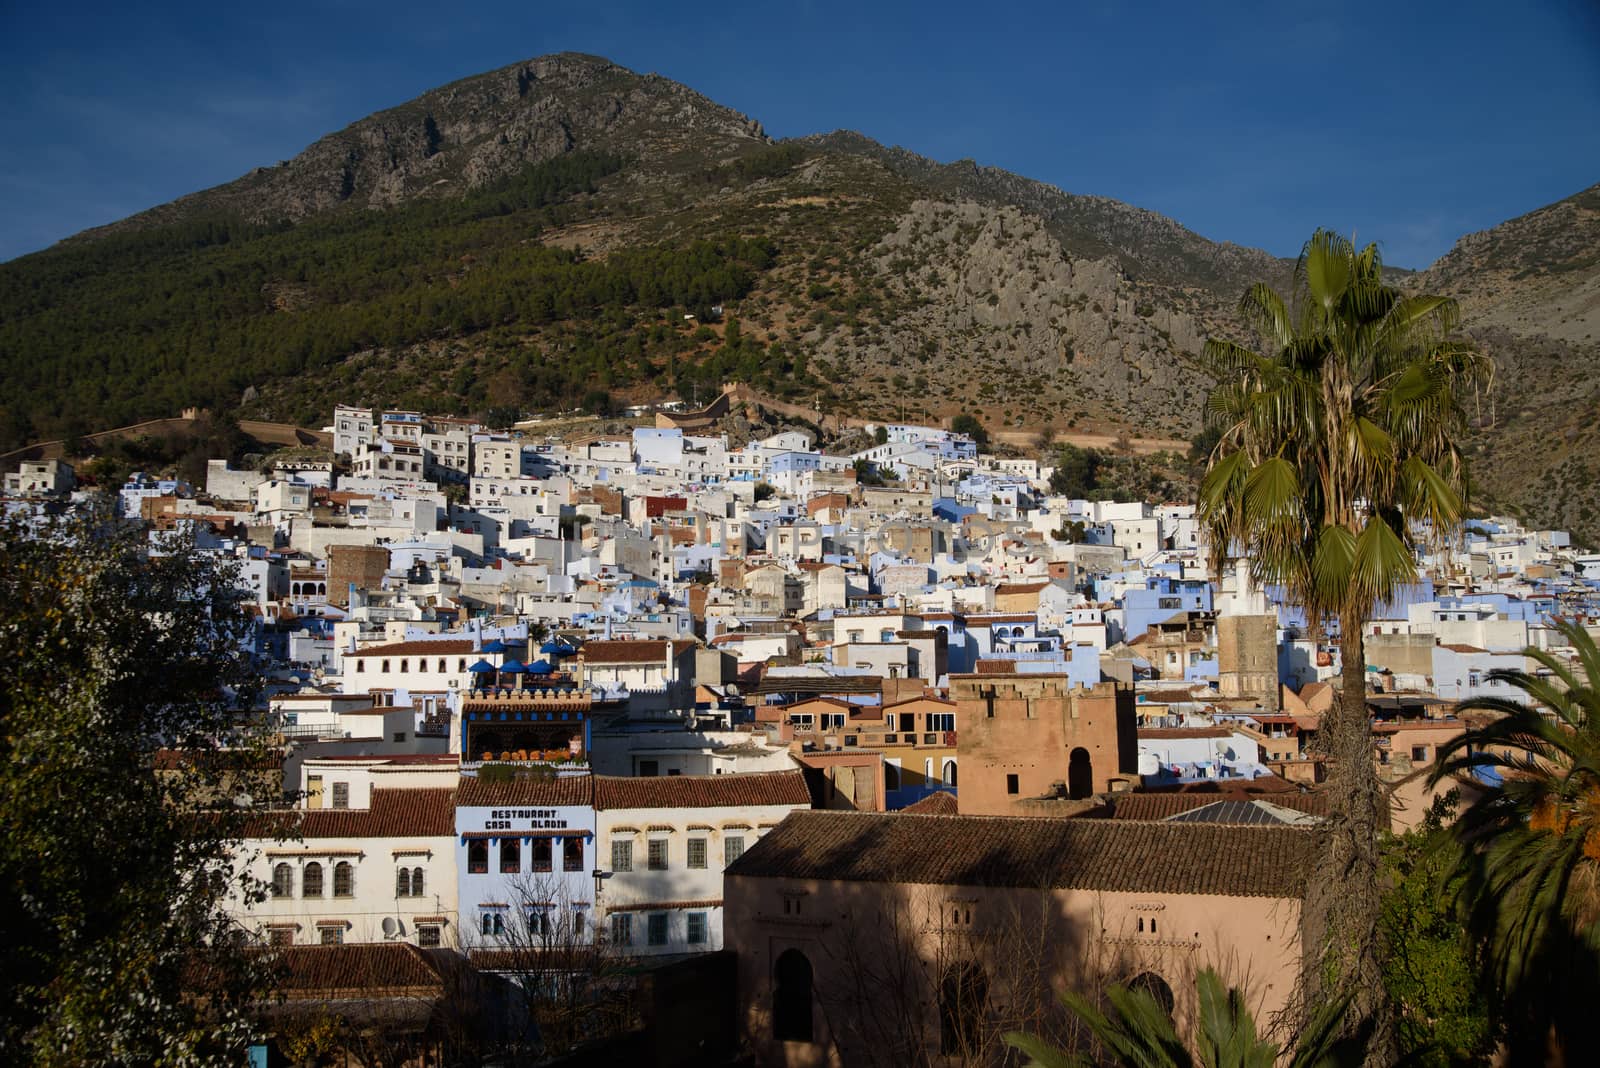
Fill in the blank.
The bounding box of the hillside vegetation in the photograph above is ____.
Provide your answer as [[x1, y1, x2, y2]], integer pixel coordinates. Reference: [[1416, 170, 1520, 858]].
[[1, 52, 1595, 544]]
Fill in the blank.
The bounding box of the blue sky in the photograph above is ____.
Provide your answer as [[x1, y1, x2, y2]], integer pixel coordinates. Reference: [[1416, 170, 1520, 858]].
[[2, 0, 1597, 267]]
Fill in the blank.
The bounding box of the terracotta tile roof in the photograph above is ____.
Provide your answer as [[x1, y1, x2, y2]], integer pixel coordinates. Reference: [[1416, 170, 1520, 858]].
[[456, 774, 594, 808], [595, 770, 812, 811], [1440, 644, 1489, 654], [1101, 791, 1329, 821], [346, 639, 476, 658], [966, 614, 1036, 625], [901, 791, 959, 815], [994, 583, 1049, 596], [246, 788, 456, 839], [974, 660, 1018, 674], [274, 943, 448, 993], [749, 675, 883, 696], [726, 810, 1313, 898], [580, 639, 697, 664], [606, 899, 723, 912]]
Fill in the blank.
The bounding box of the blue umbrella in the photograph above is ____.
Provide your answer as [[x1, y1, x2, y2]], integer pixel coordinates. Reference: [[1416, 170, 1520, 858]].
[[540, 638, 561, 654], [480, 639, 507, 654], [499, 659, 527, 674], [467, 659, 497, 674], [527, 659, 554, 675]]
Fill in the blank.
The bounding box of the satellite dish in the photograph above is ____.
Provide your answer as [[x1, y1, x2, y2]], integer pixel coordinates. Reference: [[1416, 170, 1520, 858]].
[[381, 917, 398, 939]]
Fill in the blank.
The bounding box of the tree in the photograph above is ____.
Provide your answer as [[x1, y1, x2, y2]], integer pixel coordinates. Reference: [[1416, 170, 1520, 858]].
[[1005, 967, 1362, 1068], [1196, 230, 1491, 1050], [0, 506, 277, 1064], [1429, 618, 1600, 1063], [1377, 793, 1498, 1065], [951, 413, 989, 447], [874, 425, 890, 446], [1050, 444, 1103, 498]]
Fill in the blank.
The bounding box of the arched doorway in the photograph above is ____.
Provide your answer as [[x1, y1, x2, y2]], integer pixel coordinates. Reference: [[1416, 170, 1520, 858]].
[[939, 961, 988, 1054], [773, 948, 813, 1042], [1129, 971, 1175, 1015], [1068, 747, 1093, 799], [942, 759, 958, 788]]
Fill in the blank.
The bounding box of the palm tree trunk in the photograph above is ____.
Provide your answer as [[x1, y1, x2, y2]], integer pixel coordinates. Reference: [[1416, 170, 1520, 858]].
[[1304, 616, 1394, 1063]]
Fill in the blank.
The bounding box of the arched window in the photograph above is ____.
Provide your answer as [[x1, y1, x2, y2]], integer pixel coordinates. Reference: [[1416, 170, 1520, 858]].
[[940, 962, 988, 1054], [396, 868, 412, 897], [942, 759, 958, 788], [1068, 747, 1093, 800], [468, 840, 488, 874], [412, 867, 424, 896], [333, 861, 354, 897], [884, 762, 901, 792], [302, 862, 323, 897], [1012, 626, 1024, 637], [501, 838, 521, 874], [1129, 972, 1175, 1015], [271, 863, 293, 898], [437, 658, 447, 673], [773, 948, 813, 1042]]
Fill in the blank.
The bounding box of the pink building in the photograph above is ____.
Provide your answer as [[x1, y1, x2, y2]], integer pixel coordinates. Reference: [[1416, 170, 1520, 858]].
[[726, 810, 1311, 1066]]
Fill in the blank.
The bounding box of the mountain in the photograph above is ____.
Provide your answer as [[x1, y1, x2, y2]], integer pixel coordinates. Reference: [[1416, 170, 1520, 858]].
[[2, 53, 1596, 545]]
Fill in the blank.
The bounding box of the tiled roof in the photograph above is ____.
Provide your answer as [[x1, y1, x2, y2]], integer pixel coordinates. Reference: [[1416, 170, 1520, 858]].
[[1141, 727, 1231, 739], [974, 660, 1018, 674], [596, 771, 811, 811], [1100, 790, 1328, 821], [1166, 799, 1320, 826], [749, 675, 883, 696], [275, 943, 447, 993], [580, 639, 697, 664], [456, 774, 594, 808], [346, 639, 476, 658], [1440, 644, 1489, 654], [726, 810, 1313, 898], [994, 583, 1049, 596], [901, 791, 959, 815], [246, 788, 456, 839]]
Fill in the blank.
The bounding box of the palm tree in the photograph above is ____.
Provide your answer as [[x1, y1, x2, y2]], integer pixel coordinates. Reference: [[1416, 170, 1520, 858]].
[[1003, 967, 1362, 1068], [1429, 618, 1600, 1063], [1196, 230, 1491, 1044]]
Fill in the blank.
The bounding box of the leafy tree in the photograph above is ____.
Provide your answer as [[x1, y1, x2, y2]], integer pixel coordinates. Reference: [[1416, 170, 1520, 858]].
[[1378, 793, 1498, 1065], [1004, 967, 1363, 1068], [951, 413, 988, 447], [873, 425, 889, 445], [1430, 618, 1600, 1063], [1049, 444, 1103, 498], [0, 506, 276, 1064], [1196, 230, 1490, 1049], [753, 482, 776, 502], [580, 389, 616, 417]]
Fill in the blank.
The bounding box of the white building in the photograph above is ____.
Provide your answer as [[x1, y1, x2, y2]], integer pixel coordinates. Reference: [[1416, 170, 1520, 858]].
[[594, 771, 812, 955], [229, 777, 458, 949]]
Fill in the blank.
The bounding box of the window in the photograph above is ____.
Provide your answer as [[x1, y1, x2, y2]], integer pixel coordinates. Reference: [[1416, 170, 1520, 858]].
[[333, 862, 354, 898], [687, 837, 708, 869], [532, 838, 552, 872], [271, 863, 293, 898], [268, 927, 294, 947], [302, 862, 323, 897], [1411, 746, 1429, 763], [687, 911, 708, 945], [481, 911, 504, 937], [393, 731, 406, 743], [528, 909, 551, 938], [320, 926, 343, 945], [639, 759, 659, 777], [399, 659, 408, 673], [724, 835, 746, 865], [611, 840, 633, 872], [647, 912, 669, 946], [396, 868, 412, 897], [773, 949, 814, 1042], [305, 775, 323, 809], [1006, 773, 1019, 796], [437, 658, 447, 673], [500, 838, 521, 874], [610, 913, 633, 947], [468, 840, 488, 874], [648, 839, 668, 870], [928, 713, 955, 732], [563, 836, 584, 872], [331, 782, 349, 810]]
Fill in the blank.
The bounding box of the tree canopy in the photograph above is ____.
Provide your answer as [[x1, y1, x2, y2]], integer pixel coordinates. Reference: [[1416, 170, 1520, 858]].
[[0, 508, 276, 1064]]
